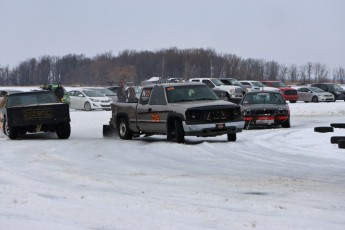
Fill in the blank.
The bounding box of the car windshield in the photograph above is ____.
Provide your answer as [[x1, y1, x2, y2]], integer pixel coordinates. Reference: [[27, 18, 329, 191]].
[[88, 88, 116, 96], [268, 82, 287, 87], [6, 92, 59, 107], [334, 84, 343, 90], [166, 85, 218, 103], [310, 87, 324, 92], [251, 81, 265, 87], [210, 79, 224, 86], [242, 92, 285, 104], [82, 90, 106, 97]]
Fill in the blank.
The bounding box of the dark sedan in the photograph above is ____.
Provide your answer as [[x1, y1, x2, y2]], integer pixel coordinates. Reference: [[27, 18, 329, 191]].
[[239, 91, 290, 129]]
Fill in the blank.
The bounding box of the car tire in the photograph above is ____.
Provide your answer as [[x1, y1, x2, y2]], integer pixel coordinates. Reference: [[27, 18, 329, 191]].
[[330, 123, 345, 129], [338, 140, 345, 149], [311, 96, 318, 103], [227, 133, 236, 142], [290, 101, 297, 103], [117, 117, 133, 140], [281, 118, 291, 128], [56, 122, 71, 139], [3, 117, 18, 140], [330, 136, 345, 144], [175, 118, 185, 144], [84, 102, 92, 111], [314, 126, 334, 133]]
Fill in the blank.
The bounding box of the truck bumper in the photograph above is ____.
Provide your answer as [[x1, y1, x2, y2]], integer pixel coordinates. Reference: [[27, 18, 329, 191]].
[[182, 120, 244, 137]]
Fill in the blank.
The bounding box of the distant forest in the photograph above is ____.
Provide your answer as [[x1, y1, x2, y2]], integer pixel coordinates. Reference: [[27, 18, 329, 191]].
[[0, 48, 344, 86]]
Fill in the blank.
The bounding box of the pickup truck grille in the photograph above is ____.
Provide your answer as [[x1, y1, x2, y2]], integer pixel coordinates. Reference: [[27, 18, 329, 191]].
[[186, 107, 242, 124]]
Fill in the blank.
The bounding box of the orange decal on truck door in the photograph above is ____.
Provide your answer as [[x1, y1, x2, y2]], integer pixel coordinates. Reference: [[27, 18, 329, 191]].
[[151, 113, 160, 122]]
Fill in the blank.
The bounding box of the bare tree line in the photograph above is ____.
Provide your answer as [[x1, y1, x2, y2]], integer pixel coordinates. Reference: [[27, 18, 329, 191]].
[[0, 48, 344, 86]]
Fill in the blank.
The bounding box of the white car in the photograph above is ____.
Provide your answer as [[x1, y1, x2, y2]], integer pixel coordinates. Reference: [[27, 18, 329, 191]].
[[239, 80, 281, 93], [296, 86, 335, 103], [82, 87, 118, 102], [67, 89, 112, 111]]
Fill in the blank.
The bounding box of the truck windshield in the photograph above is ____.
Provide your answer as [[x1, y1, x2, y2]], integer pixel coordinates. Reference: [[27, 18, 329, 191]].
[[166, 85, 219, 103]]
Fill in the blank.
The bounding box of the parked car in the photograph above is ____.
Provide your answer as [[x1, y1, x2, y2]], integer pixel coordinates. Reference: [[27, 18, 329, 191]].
[[218, 78, 248, 95], [239, 91, 290, 129], [310, 83, 345, 101], [296, 86, 335, 103], [67, 89, 112, 111], [0, 90, 71, 139], [83, 87, 118, 102], [260, 80, 298, 103], [239, 80, 281, 93]]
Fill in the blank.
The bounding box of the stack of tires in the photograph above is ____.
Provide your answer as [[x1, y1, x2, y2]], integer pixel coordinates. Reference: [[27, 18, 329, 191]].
[[314, 123, 345, 149]]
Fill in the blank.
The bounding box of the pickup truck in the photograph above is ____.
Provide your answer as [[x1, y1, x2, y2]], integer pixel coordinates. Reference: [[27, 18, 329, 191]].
[[0, 90, 71, 139], [103, 82, 244, 143], [188, 78, 243, 104]]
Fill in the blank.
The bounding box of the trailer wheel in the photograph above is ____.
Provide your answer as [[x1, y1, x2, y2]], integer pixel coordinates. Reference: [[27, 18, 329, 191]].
[[3, 118, 18, 140], [56, 122, 71, 139], [117, 117, 133, 140], [314, 126, 334, 133]]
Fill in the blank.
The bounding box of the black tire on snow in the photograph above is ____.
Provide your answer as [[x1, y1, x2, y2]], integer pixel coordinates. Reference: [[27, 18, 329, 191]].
[[227, 133, 236, 142], [338, 140, 345, 149], [56, 122, 71, 139], [314, 126, 334, 133], [330, 136, 345, 144], [330, 123, 345, 129], [3, 118, 18, 140], [117, 117, 133, 140], [281, 118, 291, 128], [175, 119, 185, 143]]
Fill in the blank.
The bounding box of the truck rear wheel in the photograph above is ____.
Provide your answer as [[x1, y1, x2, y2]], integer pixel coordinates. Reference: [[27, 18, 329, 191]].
[[3, 118, 18, 140], [117, 117, 133, 140], [56, 122, 71, 139]]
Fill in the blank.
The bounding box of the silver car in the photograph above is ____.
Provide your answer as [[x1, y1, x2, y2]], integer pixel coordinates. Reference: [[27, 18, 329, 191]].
[[296, 86, 335, 102]]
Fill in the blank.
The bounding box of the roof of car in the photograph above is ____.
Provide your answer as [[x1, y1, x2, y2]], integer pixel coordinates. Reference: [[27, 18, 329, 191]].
[[143, 82, 205, 88]]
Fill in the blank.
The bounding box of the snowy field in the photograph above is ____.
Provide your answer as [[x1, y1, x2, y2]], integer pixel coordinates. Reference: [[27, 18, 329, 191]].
[[1, 87, 345, 230]]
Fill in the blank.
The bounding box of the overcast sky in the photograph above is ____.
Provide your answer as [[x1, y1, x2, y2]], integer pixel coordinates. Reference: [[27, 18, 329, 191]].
[[1, 0, 344, 69]]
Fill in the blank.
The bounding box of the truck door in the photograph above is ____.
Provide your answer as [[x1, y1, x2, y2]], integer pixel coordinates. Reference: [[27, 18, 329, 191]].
[[136, 86, 168, 133]]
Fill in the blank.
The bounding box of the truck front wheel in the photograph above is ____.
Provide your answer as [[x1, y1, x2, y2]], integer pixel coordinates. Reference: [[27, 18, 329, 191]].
[[175, 119, 185, 143], [117, 117, 133, 140]]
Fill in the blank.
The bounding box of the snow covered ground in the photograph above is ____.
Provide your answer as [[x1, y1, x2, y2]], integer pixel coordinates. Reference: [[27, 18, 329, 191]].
[[1, 92, 345, 229]]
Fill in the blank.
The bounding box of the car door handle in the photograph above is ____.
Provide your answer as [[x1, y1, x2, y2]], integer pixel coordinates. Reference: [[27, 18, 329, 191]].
[[148, 108, 152, 112]]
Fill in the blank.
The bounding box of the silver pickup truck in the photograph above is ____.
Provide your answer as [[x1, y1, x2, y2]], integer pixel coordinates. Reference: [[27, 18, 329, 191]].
[[103, 82, 244, 143]]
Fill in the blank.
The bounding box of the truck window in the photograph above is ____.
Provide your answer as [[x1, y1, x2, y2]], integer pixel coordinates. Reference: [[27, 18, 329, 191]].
[[139, 88, 152, 105], [202, 80, 214, 88], [149, 86, 166, 105]]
